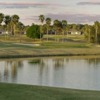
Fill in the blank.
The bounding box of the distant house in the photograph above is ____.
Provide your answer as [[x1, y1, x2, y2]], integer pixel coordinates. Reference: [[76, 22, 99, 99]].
[[0, 30, 10, 35], [68, 30, 82, 35]]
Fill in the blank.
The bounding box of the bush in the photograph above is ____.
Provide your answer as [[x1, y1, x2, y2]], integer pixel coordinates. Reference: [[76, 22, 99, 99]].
[[26, 24, 42, 39]]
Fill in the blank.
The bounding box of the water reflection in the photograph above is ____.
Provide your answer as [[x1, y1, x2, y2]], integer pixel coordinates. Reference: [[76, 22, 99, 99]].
[[86, 58, 100, 66], [0, 57, 100, 90], [0, 60, 23, 83]]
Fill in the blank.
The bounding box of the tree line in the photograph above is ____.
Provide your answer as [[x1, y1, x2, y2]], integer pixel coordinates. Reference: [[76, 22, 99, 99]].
[[1, 13, 100, 44], [38, 15, 100, 43], [0, 13, 25, 35]]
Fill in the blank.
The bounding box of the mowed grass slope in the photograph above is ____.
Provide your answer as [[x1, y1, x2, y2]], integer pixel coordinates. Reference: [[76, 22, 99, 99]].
[[0, 34, 100, 57], [0, 83, 100, 100], [0, 41, 100, 57]]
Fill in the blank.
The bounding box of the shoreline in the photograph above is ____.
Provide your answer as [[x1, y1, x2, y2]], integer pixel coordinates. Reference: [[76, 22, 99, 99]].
[[0, 54, 99, 59], [0, 52, 100, 59]]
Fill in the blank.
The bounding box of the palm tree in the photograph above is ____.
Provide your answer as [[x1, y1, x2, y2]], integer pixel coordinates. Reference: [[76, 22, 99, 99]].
[[83, 24, 89, 41], [45, 17, 51, 41], [4, 15, 11, 33], [94, 21, 99, 44], [53, 19, 59, 34], [0, 13, 4, 25], [17, 22, 24, 43], [39, 15, 45, 25], [62, 20, 67, 42], [62, 20, 67, 31], [88, 26, 91, 43], [53, 20, 62, 42], [11, 15, 19, 35], [83, 24, 91, 43], [4, 15, 11, 25], [39, 15, 45, 40], [53, 20, 59, 41]]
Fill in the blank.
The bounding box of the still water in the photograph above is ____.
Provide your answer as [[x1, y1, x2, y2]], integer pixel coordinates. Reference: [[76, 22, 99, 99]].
[[0, 57, 100, 90]]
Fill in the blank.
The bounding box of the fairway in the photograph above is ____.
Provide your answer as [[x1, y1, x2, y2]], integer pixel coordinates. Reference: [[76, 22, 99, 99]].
[[0, 41, 99, 58]]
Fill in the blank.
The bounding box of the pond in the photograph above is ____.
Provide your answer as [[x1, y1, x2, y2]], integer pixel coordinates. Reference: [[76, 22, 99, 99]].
[[0, 56, 100, 90]]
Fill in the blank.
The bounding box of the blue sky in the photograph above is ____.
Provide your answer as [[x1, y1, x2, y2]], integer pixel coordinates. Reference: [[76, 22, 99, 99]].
[[0, 0, 100, 25]]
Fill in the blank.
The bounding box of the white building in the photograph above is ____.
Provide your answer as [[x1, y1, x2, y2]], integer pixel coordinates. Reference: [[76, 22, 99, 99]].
[[68, 30, 82, 35]]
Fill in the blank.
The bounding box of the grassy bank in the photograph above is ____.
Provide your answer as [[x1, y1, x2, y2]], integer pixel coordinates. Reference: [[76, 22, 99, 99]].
[[0, 83, 100, 100], [0, 34, 99, 58], [0, 41, 100, 58]]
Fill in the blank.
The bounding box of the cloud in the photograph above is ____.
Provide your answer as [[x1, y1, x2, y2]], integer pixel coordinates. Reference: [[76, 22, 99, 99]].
[[77, 2, 100, 5], [45, 13, 100, 24], [0, 2, 49, 9], [23, 16, 38, 21], [0, 2, 65, 9]]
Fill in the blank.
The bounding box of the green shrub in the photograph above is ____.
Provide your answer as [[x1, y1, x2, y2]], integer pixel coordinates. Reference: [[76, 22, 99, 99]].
[[26, 24, 42, 39]]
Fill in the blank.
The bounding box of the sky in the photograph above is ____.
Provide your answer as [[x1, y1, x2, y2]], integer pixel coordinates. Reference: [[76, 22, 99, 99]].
[[1, 0, 100, 25]]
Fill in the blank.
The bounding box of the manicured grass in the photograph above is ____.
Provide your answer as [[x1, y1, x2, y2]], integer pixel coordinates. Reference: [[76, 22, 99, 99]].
[[0, 41, 99, 58], [0, 83, 100, 100], [0, 34, 100, 58], [44, 34, 84, 41], [40, 41, 88, 48]]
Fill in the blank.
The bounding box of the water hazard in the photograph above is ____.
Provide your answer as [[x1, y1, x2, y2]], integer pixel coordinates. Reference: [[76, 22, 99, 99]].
[[0, 57, 100, 90]]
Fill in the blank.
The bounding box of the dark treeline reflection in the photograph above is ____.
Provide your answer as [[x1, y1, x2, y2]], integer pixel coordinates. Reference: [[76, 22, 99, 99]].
[[0, 60, 23, 82], [85, 58, 100, 66]]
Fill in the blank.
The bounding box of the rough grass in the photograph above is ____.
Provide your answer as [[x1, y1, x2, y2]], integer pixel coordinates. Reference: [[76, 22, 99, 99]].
[[0, 83, 100, 100]]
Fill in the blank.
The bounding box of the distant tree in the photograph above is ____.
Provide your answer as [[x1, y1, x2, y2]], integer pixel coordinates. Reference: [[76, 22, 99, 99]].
[[45, 17, 51, 41], [72, 24, 77, 30], [4, 15, 11, 25], [83, 24, 96, 43], [0, 13, 4, 25], [26, 24, 41, 39], [53, 20, 59, 34], [17, 22, 24, 32], [39, 15, 45, 25], [39, 15, 45, 40], [77, 24, 84, 31], [61, 20, 67, 42], [53, 20, 62, 35], [90, 26, 95, 43], [94, 21, 100, 44], [11, 14, 20, 35], [17, 22, 24, 42], [62, 20, 67, 34], [4, 15, 11, 32], [53, 20, 62, 41], [83, 24, 90, 42], [42, 24, 47, 34]]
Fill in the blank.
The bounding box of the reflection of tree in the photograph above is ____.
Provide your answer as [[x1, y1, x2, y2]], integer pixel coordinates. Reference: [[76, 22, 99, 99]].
[[4, 60, 23, 81], [85, 58, 100, 66], [4, 62, 9, 80], [0, 72, 1, 81], [17, 61, 23, 68], [38, 58, 45, 84], [53, 58, 65, 68], [11, 61, 17, 79], [28, 58, 46, 84]]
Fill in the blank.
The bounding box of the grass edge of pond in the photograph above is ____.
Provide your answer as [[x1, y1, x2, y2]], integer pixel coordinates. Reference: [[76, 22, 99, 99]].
[[0, 83, 100, 100]]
